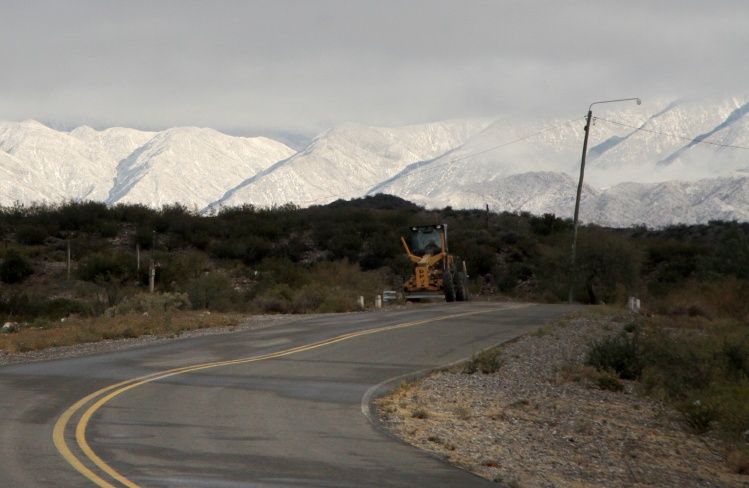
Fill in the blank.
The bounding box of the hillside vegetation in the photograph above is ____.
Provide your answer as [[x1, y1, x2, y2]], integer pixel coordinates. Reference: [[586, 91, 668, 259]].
[[0, 194, 747, 347], [1, 194, 748, 315]]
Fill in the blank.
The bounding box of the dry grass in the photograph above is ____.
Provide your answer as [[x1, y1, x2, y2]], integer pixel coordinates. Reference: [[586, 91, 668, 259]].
[[0, 311, 241, 353], [649, 277, 749, 321], [727, 447, 749, 475]]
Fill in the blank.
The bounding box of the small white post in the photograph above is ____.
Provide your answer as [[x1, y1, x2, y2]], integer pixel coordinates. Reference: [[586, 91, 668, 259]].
[[628, 296, 641, 313], [375, 295, 382, 309], [357, 296, 365, 309], [149, 260, 156, 293]]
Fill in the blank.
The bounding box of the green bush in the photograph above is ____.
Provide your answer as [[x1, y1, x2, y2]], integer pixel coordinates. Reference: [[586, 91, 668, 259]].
[[97, 221, 119, 238], [679, 399, 719, 434], [186, 273, 235, 311], [0, 250, 33, 283], [157, 251, 209, 286], [585, 333, 642, 380], [77, 251, 134, 283], [0, 293, 88, 319], [574, 230, 641, 304], [15, 225, 47, 245], [43, 298, 89, 318]]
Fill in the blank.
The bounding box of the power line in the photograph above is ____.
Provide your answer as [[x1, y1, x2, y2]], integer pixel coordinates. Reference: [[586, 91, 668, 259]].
[[595, 117, 749, 150]]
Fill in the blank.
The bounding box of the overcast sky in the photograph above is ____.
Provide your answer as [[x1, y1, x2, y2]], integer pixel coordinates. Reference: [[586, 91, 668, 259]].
[[0, 0, 747, 137]]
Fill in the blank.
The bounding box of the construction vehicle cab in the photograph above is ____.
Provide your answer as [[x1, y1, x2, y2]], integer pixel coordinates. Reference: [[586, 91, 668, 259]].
[[400, 224, 469, 302]]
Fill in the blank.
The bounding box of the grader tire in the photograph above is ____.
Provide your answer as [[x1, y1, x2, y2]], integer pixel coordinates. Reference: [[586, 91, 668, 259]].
[[455, 271, 468, 301], [443, 272, 456, 302]]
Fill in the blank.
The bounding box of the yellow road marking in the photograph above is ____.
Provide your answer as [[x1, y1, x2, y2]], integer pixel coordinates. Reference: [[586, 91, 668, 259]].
[[54, 306, 519, 487]]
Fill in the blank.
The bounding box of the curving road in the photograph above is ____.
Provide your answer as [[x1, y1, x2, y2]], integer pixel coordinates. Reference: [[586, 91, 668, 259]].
[[0, 302, 574, 487]]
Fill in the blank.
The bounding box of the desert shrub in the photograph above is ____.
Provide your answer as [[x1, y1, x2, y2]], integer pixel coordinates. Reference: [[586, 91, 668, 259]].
[[0, 250, 33, 283], [15, 225, 47, 245], [463, 348, 502, 374], [186, 273, 234, 311], [290, 284, 326, 313], [253, 283, 294, 313], [157, 251, 209, 286], [133, 225, 156, 248], [650, 278, 749, 321], [679, 399, 720, 434], [0, 294, 88, 319], [596, 371, 625, 392], [706, 381, 749, 436], [97, 221, 119, 238], [585, 333, 642, 380], [77, 251, 133, 283], [257, 257, 310, 288], [209, 236, 272, 265], [722, 340, 749, 380], [43, 298, 89, 318], [574, 230, 641, 304], [316, 292, 355, 313], [108, 292, 191, 316], [644, 240, 708, 296], [529, 213, 567, 236]]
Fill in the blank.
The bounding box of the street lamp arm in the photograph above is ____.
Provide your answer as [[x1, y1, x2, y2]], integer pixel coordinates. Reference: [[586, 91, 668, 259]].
[[589, 97, 641, 112]]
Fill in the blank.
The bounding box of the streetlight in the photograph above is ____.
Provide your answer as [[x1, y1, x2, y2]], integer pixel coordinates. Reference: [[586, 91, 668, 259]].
[[568, 97, 641, 303]]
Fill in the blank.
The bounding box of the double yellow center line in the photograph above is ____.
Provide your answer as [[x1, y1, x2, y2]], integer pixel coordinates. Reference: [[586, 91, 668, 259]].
[[53, 306, 511, 487]]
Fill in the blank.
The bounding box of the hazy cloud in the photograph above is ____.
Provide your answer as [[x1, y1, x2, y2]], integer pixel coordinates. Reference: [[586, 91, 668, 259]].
[[0, 0, 746, 136]]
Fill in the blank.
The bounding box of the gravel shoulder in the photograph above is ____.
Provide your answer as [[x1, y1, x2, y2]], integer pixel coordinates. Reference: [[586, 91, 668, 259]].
[[376, 311, 748, 488]]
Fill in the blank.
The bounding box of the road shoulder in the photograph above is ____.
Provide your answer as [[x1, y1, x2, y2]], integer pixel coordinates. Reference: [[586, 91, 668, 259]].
[[375, 310, 745, 487]]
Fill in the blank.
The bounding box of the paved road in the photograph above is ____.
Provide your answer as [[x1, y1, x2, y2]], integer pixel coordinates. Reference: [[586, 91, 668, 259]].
[[0, 302, 574, 487]]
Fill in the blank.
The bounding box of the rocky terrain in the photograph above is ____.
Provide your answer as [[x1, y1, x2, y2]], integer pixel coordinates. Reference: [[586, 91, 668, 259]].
[[377, 312, 748, 487]]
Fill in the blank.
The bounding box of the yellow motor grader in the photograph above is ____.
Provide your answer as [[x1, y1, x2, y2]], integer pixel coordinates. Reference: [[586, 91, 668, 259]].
[[400, 224, 469, 302]]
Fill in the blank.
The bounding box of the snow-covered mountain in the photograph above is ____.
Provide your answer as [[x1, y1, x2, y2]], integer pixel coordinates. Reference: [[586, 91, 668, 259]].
[[0, 120, 124, 202], [584, 174, 749, 227], [1, 96, 749, 228], [107, 127, 295, 208], [0, 121, 295, 208], [70, 125, 156, 167], [210, 119, 489, 209], [408, 170, 749, 228]]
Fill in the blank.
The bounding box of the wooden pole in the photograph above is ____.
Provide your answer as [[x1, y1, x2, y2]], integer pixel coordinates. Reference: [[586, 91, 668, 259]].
[[569, 109, 593, 303], [136, 243, 141, 272]]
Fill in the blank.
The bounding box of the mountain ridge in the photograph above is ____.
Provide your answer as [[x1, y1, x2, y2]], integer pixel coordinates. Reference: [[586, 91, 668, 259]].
[[1, 97, 748, 228]]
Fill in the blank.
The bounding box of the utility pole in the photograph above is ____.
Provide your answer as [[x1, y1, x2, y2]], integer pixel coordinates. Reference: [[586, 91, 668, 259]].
[[149, 230, 156, 293], [568, 97, 641, 303], [485, 203, 490, 230], [568, 109, 593, 303]]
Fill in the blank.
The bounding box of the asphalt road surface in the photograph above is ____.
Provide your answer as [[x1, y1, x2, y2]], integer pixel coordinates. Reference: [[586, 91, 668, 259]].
[[0, 302, 574, 488]]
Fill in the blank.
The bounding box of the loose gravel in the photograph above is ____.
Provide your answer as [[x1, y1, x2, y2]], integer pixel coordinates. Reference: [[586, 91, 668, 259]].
[[377, 312, 748, 488]]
